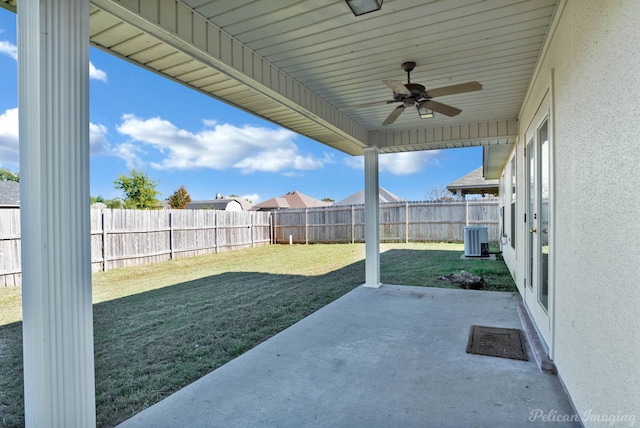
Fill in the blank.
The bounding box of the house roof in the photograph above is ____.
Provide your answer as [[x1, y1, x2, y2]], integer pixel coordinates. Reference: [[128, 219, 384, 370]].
[[334, 187, 405, 206], [447, 167, 499, 195], [0, 180, 20, 207], [252, 191, 331, 210]]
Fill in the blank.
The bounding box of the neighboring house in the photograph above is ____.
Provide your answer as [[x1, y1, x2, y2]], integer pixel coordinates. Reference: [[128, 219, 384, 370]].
[[185, 194, 252, 211], [446, 166, 499, 199], [0, 180, 20, 208], [252, 191, 331, 211], [334, 187, 405, 206]]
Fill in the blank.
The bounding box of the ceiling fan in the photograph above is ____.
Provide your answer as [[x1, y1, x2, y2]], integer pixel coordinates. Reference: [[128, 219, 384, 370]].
[[343, 62, 482, 125]]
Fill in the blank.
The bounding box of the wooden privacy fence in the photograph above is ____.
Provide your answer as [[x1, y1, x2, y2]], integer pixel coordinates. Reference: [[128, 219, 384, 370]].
[[1, 200, 499, 287], [273, 199, 500, 244], [0, 208, 272, 287]]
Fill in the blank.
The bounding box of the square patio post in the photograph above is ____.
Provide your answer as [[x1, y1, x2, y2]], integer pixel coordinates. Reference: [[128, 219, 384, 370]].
[[363, 147, 381, 287], [18, 0, 96, 426]]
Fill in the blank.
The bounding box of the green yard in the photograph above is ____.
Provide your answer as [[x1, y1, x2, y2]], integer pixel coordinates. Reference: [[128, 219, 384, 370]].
[[0, 243, 515, 427]]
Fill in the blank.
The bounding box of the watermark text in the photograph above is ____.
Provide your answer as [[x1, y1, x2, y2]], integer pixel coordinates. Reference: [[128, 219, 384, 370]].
[[529, 409, 636, 426]]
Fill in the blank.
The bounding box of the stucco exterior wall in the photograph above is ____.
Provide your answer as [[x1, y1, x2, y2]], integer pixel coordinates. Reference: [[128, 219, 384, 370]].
[[501, 0, 640, 423]]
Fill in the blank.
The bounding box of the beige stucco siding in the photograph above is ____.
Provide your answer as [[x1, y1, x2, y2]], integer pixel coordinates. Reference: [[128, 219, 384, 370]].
[[500, 0, 640, 423]]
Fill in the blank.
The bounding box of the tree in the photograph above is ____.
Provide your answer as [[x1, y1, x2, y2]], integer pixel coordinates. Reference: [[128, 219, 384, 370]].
[[0, 168, 19, 182], [114, 169, 161, 209], [425, 187, 456, 201], [90, 195, 105, 204], [105, 198, 124, 209], [321, 197, 334, 203], [167, 185, 192, 209]]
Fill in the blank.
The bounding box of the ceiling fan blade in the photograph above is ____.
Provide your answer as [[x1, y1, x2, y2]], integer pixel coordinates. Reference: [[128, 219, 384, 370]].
[[382, 105, 405, 125], [341, 100, 399, 111], [420, 100, 462, 117], [424, 81, 482, 98], [382, 79, 411, 95]]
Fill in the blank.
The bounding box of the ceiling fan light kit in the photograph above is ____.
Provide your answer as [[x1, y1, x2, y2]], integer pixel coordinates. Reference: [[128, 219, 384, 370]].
[[417, 103, 434, 119], [343, 61, 483, 125]]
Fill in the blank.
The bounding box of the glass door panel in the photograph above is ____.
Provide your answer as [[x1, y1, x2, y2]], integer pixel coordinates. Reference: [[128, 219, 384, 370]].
[[539, 121, 549, 311], [527, 139, 535, 291]]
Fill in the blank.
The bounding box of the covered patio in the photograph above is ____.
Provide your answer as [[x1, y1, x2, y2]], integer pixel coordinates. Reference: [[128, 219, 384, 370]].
[[117, 285, 577, 427], [3, 0, 569, 425]]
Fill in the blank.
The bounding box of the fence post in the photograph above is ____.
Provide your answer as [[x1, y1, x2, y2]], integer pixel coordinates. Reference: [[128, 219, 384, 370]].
[[269, 212, 273, 244], [405, 201, 409, 243], [214, 210, 219, 253], [271, 211, 276, 244], [250, 211, 254, 247], [351, 205, 355, 244], [169, 211, 174, 260], [466, 199, 470, 226], [305, 209, 309, 245], [102, 209, 108, 272]]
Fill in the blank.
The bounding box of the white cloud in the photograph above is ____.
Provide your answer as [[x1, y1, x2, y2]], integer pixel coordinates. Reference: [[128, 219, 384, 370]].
[[344, 156, 363, 170], [89, 122, 110, 155], [0, 40, 17, 60], [115, 114, 330, 174], [0, 107, 110, 164], [111, 142, 146, 170], [89, 61, 107, 82], [380, 151, 441, 175], [344, 151, 442, 175], [0, 108, 19, 166]]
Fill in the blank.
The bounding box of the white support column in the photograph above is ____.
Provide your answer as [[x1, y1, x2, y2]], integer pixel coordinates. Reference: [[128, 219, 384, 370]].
[[363, 147, 381, 288], [18, 1, 96, 427]]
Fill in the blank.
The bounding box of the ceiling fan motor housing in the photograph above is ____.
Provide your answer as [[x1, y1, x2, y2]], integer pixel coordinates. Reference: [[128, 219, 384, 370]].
[[405, 83, 426, 96], [392, 83, 427, 102]]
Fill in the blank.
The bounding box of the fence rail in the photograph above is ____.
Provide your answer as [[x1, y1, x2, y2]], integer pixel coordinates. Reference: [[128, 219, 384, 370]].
[[272, 200, 500, 244], [0, 200, 499, 287]]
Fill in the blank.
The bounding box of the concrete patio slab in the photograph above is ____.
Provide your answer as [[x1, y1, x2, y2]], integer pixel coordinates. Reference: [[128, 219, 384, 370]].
[[117, 285, 578, 427]]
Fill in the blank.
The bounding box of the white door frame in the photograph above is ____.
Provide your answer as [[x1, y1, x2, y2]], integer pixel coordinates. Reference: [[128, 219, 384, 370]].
[[524, 91, 554, 350]]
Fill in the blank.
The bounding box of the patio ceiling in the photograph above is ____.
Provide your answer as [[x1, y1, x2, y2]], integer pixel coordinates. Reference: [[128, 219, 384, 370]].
[[3, 0, 557, 169]]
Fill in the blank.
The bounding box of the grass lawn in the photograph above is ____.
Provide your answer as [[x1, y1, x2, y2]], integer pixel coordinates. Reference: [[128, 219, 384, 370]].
[[0, 242, 515, 427]]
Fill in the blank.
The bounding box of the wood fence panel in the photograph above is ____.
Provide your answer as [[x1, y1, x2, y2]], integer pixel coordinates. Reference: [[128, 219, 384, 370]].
[[307, 207, 353, 243], [171, 209, 218, 259], [252, 212, 272, 245], [0, 209, 21, 286], [90, 210, 105, 272], [274, 210, 307, 243], [217, 210, 250, 251], [380, 204, 407, 242], [105, 209, 172, 270]]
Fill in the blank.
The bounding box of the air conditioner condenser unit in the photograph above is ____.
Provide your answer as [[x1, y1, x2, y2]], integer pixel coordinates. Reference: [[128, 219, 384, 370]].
[[464, 226, 489, 257]]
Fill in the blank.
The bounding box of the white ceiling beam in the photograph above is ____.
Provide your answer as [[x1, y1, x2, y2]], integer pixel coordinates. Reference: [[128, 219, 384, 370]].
[[370, 119, 518, 152]]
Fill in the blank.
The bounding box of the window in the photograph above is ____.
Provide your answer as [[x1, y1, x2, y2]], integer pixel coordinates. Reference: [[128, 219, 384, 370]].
[[510, 155, 516, 249], [511, 156, 516, 203]]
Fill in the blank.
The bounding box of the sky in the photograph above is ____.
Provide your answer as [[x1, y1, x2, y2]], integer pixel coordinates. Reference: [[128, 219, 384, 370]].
[[0, 8, 483, 204]]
